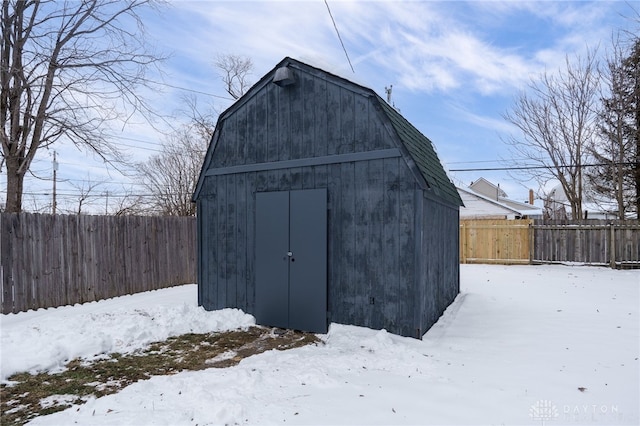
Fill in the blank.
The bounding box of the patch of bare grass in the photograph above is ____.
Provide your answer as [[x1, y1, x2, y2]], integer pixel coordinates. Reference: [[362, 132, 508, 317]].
[[1, 327, 321, 425]]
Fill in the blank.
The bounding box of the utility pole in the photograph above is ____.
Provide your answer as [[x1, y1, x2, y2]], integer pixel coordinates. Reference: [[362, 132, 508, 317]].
[[52, 151, 58, 214]]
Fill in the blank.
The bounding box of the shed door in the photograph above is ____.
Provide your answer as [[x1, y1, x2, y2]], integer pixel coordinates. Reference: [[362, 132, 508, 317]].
[[255, 189, 327, 333]]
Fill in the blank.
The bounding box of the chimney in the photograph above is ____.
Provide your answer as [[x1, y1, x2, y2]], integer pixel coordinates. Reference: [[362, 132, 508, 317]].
[[529, 189, 534, 205]]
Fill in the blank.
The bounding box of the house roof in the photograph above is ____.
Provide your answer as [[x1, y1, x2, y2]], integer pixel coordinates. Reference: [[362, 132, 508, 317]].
[[458, 187, 542, 218], [498, 196, 540, 212], [469, 177, 508, 198], [194, 57, 462, 207]]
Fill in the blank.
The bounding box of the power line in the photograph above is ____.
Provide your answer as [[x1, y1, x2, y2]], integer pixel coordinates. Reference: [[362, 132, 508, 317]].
[[16, 190, 190, 199], [21, 175, 148, 188], [448, 159, 512, 165], [117, 142, 164, 153], [147, 80, 235, 101], [106, 134, 164, 147], [324, 0, 355, 73], [449, 162, 635, 172]]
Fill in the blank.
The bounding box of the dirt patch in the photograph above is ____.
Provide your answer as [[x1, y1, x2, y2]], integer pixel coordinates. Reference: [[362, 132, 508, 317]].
[[0, 326, 321, 425]]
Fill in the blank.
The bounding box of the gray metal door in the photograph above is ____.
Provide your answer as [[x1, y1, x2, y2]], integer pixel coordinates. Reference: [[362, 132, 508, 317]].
[[255, 189, 327, 333], [255, 191, 290, 329]]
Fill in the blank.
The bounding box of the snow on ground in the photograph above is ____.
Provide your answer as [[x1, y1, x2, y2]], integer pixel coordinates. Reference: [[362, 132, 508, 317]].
[[0, 285, 255, 380], [1, 264, 638, 425]]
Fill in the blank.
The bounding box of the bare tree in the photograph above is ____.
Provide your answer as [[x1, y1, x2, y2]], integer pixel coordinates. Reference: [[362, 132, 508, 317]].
[[112, 191, 147, 216], [136, 55, 252, 216], [503, 50, 600, 220], [181, 94, 216, 139], [215, 54, 253, 100], [137, 124, 208, 216], [1, 0, 165, 213], [64, 177, 105, 215], [135, 81, 227, 216]]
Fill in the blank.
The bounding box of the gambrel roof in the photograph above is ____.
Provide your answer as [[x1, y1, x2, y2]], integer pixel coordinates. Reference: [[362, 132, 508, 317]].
[[194, 57, 462, 207], [377, 99, 462, 206]]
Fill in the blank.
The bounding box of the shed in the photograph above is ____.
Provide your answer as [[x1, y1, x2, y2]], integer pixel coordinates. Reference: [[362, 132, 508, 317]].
[[193, 57, 463, 338]]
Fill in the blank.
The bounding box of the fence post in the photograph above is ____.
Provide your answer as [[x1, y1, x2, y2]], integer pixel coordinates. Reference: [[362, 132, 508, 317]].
[[528, 222, 534, 265], [609, 223, 616, 269], [460, 221, 466, 264]]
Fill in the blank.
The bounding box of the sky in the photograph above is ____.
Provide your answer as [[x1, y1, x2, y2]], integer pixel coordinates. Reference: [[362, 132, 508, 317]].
[[3, 0, 638, 214]]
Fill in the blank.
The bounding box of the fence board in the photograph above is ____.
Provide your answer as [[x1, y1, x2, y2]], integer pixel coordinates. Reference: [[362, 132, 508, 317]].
[[460, 219, 532, 265], [533, 220, 640, 267], [1, 213, 197, 314]]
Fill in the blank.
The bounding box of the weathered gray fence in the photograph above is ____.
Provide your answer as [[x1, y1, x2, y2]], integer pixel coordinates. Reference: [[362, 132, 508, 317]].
[[460, 219, 640, 268], [532, 220, 640, 268], [1, 213, 196, 314]]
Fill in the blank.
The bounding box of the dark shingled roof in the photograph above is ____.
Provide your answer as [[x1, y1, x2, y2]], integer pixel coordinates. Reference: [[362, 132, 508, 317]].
[[377, 97, 463, 207]]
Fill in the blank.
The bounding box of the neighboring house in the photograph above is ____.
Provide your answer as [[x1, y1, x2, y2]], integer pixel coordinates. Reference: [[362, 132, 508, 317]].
[[193, 57, 462, 338], [460, 177, 542, 219], [458, 187, 542, 219], [469, 177, 507, 200], [544, 186, 569, 220], [544, 184, 621, 220]]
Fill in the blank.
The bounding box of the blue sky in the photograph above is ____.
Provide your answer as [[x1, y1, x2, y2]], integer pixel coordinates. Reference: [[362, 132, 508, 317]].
[[6, 0, 638, 213]]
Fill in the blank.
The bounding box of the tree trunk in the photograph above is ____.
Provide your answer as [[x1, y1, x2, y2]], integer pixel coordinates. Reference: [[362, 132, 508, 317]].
[[635, 76, 640, 219], [636, 133, 640, 219], [4, 157, 24, 213], [617, 152, 625, 220], [633, 42, 640, 220], [636, 90, 640, 219]]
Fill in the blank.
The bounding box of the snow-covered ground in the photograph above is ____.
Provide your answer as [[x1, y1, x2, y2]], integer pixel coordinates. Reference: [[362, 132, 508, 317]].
[[1, 264, 638, 425]]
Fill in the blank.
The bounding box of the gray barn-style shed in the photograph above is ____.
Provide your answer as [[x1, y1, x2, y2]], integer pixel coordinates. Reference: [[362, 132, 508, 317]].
[[193, 57, 463, 338]]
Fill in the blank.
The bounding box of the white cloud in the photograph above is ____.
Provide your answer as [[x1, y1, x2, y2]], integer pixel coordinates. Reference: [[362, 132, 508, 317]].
[[144, 1, 628, 100], [306, 1, 542, 96], [451, 104, 517, 135]]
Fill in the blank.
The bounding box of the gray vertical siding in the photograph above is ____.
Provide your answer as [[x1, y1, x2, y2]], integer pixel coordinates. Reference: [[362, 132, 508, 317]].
[[196, 65, 459, 338], [210, 74, 393, 168], [418, 194, 460, 335], [198, 160, 420, 335]]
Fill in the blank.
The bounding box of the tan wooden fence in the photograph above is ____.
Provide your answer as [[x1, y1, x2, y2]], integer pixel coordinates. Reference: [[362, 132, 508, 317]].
[[1, 213, 196, 314], [460, 219, 533, 265], [460, 219, 640, 268]]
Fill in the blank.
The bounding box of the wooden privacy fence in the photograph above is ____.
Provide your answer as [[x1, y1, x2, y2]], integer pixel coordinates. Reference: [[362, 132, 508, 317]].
[[532, 220, 640, 267], [460, 219, 640, 268], [460, 219, 533, 265], [1, 213, 196, 314]]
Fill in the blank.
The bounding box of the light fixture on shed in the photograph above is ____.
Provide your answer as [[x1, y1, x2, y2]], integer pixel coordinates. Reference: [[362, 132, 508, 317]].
[[272, 66, 295, 87]]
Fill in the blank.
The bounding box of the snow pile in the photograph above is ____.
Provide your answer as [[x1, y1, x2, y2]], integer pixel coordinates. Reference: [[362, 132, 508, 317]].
[[1, 265, 638, 425], [0, 285, 254, 381]]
